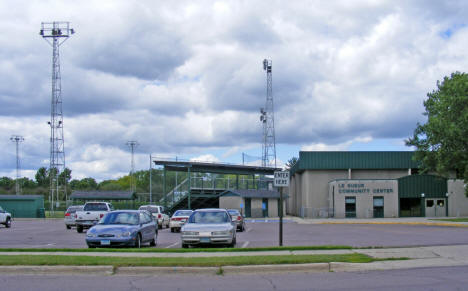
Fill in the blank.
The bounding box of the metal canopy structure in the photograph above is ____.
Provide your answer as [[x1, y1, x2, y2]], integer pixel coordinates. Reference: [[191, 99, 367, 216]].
[[152, 159, 281, 212], [153, 160, 280, 175]]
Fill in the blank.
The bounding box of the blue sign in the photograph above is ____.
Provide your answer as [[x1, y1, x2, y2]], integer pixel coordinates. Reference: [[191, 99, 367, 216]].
[[262, 203, 266, 210], [240, 203, 244, 208]]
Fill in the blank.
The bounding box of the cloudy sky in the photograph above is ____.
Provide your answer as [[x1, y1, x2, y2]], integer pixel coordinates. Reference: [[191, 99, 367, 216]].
[[1, 0, 468, 181]]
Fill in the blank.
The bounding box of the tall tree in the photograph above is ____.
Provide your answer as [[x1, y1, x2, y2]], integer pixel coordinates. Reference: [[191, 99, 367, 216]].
[[285, 157, 298, 170], [35, 167, 48, 187], [406, 72, 468, 195]]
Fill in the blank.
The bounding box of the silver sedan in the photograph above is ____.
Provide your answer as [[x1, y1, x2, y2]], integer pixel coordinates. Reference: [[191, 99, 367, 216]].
[[181, 208, 236, 248]]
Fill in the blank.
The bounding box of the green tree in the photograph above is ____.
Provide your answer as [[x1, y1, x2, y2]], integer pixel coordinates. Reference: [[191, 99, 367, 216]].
[[285, 157, 298, 170], [59, 168, 72, 185], [35, 167, 48, 187], [406, 72, 468, 195]]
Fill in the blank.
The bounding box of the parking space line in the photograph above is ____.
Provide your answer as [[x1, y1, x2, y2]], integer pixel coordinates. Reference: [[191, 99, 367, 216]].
[[241, 241, 249, 248], [246, 227, 252, 233], [165, 242, 179, 248]]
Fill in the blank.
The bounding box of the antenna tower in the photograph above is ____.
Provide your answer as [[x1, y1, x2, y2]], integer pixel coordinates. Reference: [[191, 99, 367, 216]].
[[260, 59, 276, 167], [126, 141, 139, 192], [10, 135, 24, 195], [40, 22, 74, 211]]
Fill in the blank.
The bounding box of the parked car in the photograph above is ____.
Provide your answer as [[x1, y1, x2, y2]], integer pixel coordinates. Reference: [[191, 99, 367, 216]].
[[0, 206, 11, 228], [169, 210, 193, 232], [181, 208, 236, 248], [138, 205, 169, 229], [64, 205, 84, 229], [86, 210, 158, 248], [227, 209, 245, 232], [75, 202, 114, 233]]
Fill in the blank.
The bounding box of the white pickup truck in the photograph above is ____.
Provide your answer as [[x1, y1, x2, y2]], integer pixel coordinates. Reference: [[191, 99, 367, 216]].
[[75, 202, 114, 233], [0, 206, 12, 228]]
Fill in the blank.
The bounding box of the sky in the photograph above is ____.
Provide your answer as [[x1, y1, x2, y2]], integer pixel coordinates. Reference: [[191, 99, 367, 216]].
[[1, 0, 468, 181]]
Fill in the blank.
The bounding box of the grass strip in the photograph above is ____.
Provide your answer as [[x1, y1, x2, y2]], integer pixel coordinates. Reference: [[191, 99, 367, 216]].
[[0, 245, 353, 253], [430, 218, 468, 222], [0, 253, 405, 267]]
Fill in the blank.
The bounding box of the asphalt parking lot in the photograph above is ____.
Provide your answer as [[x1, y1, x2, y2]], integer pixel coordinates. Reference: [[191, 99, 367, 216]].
[[1, 218, 468, 249]]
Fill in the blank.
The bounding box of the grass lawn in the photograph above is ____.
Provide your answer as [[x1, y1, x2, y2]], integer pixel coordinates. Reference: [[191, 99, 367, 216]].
[[430, 218, 468, 222], [0, 253, 405, 267], [0, 245, 353, 253], [45, 211, 65, 218]]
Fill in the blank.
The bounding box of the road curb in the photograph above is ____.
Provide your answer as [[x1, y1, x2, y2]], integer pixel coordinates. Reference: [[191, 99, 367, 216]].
[[0, 265, 114, 275], [221, 263, 330, 274], [116, 266, 219, 275]]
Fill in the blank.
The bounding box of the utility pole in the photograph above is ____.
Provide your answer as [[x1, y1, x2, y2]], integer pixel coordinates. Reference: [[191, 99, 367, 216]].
[[126, 141, 139, 192], [260, 59, 276, 168], [10, 135, 24, 195], [40, 22, 74, 212]]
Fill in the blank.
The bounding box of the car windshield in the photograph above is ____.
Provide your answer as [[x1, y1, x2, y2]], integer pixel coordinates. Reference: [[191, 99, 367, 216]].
[[174, 210, 192, 216], [228, 210, 240, 216], [99, 212, 139, 225], [84, 203, 108, 211], [139, 206, 158, 214], [189, 211, 229, 224]]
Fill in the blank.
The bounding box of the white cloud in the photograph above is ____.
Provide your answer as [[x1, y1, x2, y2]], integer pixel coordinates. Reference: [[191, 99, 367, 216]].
[[1, 0, 467, 180]]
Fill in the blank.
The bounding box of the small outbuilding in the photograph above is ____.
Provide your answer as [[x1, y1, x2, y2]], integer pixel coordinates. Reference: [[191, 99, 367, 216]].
[[0, 195, 45, 218], [219, 189, 287, 218]]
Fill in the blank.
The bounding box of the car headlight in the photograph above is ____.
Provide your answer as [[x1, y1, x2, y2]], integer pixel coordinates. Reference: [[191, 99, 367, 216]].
[[86, 232, 97, 238], [121, 231, 132, 237], [182, 231, 199, 235], [211, 231, 230, 235]]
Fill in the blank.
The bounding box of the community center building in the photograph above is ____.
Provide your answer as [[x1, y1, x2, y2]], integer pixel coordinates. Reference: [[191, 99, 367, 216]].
[[288, 151, 468, 218]]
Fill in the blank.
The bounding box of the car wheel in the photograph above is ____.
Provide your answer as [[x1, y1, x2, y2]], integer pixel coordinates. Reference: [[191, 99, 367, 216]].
[[5, 218, 11, 228], [77, 225, 83, 233], [238, 226, 243, 232], [66, 225, 71, 229], [150, 233, 157, 246], [171, 228, 174, 233], [230, 236, 236, 247], [135, 234, 141, 248], [88, 245, 96, 248], [182, 243, 189, 249], [158, 224, 162, 230]]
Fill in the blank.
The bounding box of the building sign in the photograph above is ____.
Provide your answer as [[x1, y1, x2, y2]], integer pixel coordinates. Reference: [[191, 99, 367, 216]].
[[274, 171, 290, 187], [337, 182, 395, 194]]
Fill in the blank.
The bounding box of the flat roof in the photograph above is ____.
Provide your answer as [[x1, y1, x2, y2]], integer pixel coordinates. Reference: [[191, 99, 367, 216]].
[[153, 159, 281, 175], [291, 151, 419, 174]]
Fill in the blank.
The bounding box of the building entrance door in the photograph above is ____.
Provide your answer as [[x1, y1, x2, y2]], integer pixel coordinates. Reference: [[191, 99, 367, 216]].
[[425, 199, 447, 217], [373, 197, 384, 218], [245, 198, 251, 218], [262, 198, 268, 217], [345, 197, 356, 218]]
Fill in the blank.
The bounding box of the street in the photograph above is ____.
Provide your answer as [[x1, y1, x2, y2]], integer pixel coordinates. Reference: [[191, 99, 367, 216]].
[[1, 265, 468, 291]]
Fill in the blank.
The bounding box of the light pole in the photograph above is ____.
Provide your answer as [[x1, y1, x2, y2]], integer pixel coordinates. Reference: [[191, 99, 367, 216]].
[[10, 135, 24, 195]]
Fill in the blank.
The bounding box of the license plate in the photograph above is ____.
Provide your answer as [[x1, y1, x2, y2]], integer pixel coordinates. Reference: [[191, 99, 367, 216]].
[[100, 240, 110, 245], [200, 237, 210, 243]]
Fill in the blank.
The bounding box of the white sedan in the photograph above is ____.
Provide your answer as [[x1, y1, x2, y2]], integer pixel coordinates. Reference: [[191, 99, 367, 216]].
[[181, 208, 236, 248], [170, 210, 193, 232]]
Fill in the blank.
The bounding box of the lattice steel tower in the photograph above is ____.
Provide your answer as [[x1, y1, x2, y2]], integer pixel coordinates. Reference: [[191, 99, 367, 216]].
[[40, 22, 74, 209], [260, 59, 276, 167], [10, 135, 24, 195], [126, 141, 139, 192]]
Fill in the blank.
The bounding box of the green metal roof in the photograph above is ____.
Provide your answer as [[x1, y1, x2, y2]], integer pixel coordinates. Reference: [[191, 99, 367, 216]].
[[398, 175, 448, 198], [291, 151, 419, 174], [153, 160, 280, 175]]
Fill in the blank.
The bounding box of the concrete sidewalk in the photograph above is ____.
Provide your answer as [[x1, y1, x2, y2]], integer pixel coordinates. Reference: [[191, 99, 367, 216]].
[[1, 244, 468, 275], [288, 216, 468, 227]]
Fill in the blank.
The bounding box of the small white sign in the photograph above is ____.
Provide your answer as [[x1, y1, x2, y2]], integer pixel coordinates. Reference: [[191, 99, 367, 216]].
[[274, 171, 290, 187]]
